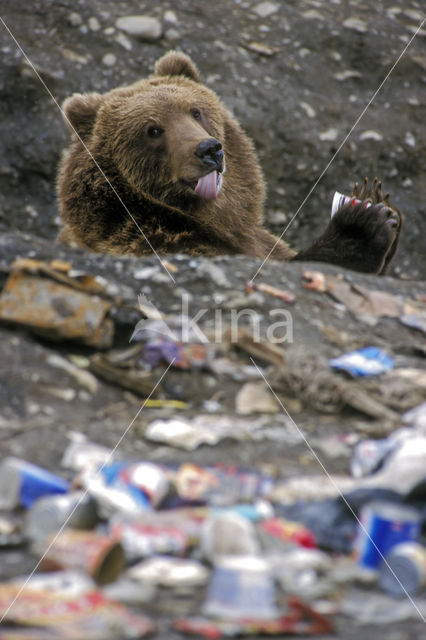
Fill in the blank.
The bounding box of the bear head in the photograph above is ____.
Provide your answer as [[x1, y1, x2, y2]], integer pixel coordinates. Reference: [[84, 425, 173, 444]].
[[62, 52, 229, 206]]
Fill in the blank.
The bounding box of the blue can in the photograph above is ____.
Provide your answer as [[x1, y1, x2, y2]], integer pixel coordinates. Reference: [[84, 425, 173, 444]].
[[355, 501, 421, 571], [0, 457, 69, 509]]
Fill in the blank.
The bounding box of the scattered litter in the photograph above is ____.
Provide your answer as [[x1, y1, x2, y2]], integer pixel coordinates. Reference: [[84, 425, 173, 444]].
[[145, 414, 302, 450], [0, 583, 155, 638], [0, 457, 68, 510], [0, 259, 114, 347], [245, 280, 295, 303], [235, 381, 279, 414], [355, 501, 421, 571], [128, 556, 209, 587], [330, 347, 394, 376], [36, 530, 125, 585]]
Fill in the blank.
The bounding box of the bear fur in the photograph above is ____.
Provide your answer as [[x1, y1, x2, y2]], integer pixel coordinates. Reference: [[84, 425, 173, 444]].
[[57, 51, 401, 274]]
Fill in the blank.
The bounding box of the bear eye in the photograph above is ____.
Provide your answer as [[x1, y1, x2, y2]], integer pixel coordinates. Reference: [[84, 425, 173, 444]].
[[147, 125, 164, 138], [191, 108, 201, 120]]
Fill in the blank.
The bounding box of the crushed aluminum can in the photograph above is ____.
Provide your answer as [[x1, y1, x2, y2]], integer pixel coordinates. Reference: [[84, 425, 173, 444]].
[[0, 457, 69, 510], [174, 463, 274, 506], [37, 530, 125, 585], [355, 501, 421, 571], [350, 437, 399, 478], [61, 434, 114, 472], [100, 461, 169, 508], [25, 491, 98, 543], [110, 515, 188, 561], [379, 542, 426, 596], [329, 346, 394, 376], [331, 191, 372, 218]]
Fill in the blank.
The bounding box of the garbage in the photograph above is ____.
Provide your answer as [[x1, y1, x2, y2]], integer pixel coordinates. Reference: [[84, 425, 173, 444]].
[[260, 516, 317, 549], [200, 512, 260, 561], [330, 347, 394, 376], [127, 556, 209, 587], [173, 463, 275, 506], [355, 501, 421, 571], [0, 582, 155, 638], [99, 461, 169, 508], [379, 542, 426, 596], [0, 457, 69, 510], [203, 555, 278, 620], [0, 259, 114, 348], [109, 514, 189, 561], [145, 414, 303, 450], [36, 530, 125, 585], [350, 437, 399, 478], [245, 281, 296, 303], [0, 513, 25, 548], [25, 491, 98, 543], [102, 575, 157, 604], [89, 349, 161, 397], [302, 269, 426, 333], [61, 433, 115, 472], [235, 381, 279, 415], [175, 595, 334, 636]]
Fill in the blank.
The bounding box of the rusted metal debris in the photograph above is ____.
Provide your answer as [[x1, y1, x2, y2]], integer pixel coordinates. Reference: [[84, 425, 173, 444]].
[[0, 259, 114, 348]]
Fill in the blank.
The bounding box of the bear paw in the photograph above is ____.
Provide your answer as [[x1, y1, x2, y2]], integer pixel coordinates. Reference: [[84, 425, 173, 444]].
[[293, 177, 402, 274], [335, 177, 402, 274]]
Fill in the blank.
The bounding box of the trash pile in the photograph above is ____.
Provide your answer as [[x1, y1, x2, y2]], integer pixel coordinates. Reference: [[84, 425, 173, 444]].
[[1, 255, 426, 638], [1, 399, 426, 638]]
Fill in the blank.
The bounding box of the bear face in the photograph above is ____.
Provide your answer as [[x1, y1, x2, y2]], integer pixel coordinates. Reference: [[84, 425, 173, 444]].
[[58, 51, 272, 258], [86, 83, 226, 203]]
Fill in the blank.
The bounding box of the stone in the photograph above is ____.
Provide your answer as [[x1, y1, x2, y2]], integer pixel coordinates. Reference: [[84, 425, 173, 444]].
[[319, 128, 339, 142], [114, 32, 133, 50], [115, 15, 163, 41], [102, 53, 116, 67], [164, 10, 178, 24], [343, 17, 368, 33], [88, 17, 101, 32], [68, 12, 82, 27], [253, 2, 279, 18], [359, 130, 383, 142]]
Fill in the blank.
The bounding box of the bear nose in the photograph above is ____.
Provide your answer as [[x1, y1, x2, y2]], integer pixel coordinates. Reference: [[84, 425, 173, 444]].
[[194, 138, 224, 171]]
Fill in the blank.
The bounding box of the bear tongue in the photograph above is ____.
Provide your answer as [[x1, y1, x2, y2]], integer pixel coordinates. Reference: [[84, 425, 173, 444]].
[[194, 171, 218, 200]]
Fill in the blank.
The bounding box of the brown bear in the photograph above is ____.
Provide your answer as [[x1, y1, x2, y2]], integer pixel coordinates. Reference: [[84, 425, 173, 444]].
[[57, 51, 401, 274]]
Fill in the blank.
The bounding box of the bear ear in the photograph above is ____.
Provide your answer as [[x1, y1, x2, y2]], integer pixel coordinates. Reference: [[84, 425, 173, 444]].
[[61, 92, 104, 138], [154, 51, 201, 83]]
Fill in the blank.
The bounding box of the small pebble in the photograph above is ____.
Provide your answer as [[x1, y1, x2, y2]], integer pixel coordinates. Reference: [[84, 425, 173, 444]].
[[114, 32, 133, 50], [319, 128, 339, 142], [164, 10, 178, 23], [102, 53, 116, 67], [88, 17, 101, 32], [343, 17, 368, 33], [68, 12, 82, 27], [359, 130, 383, 142], [253, 2, 279, 18], [115, 15, 163, 41]]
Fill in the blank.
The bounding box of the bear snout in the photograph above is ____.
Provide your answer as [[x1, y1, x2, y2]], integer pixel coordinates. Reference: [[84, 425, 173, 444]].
[[194, 138, 224, 173]]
